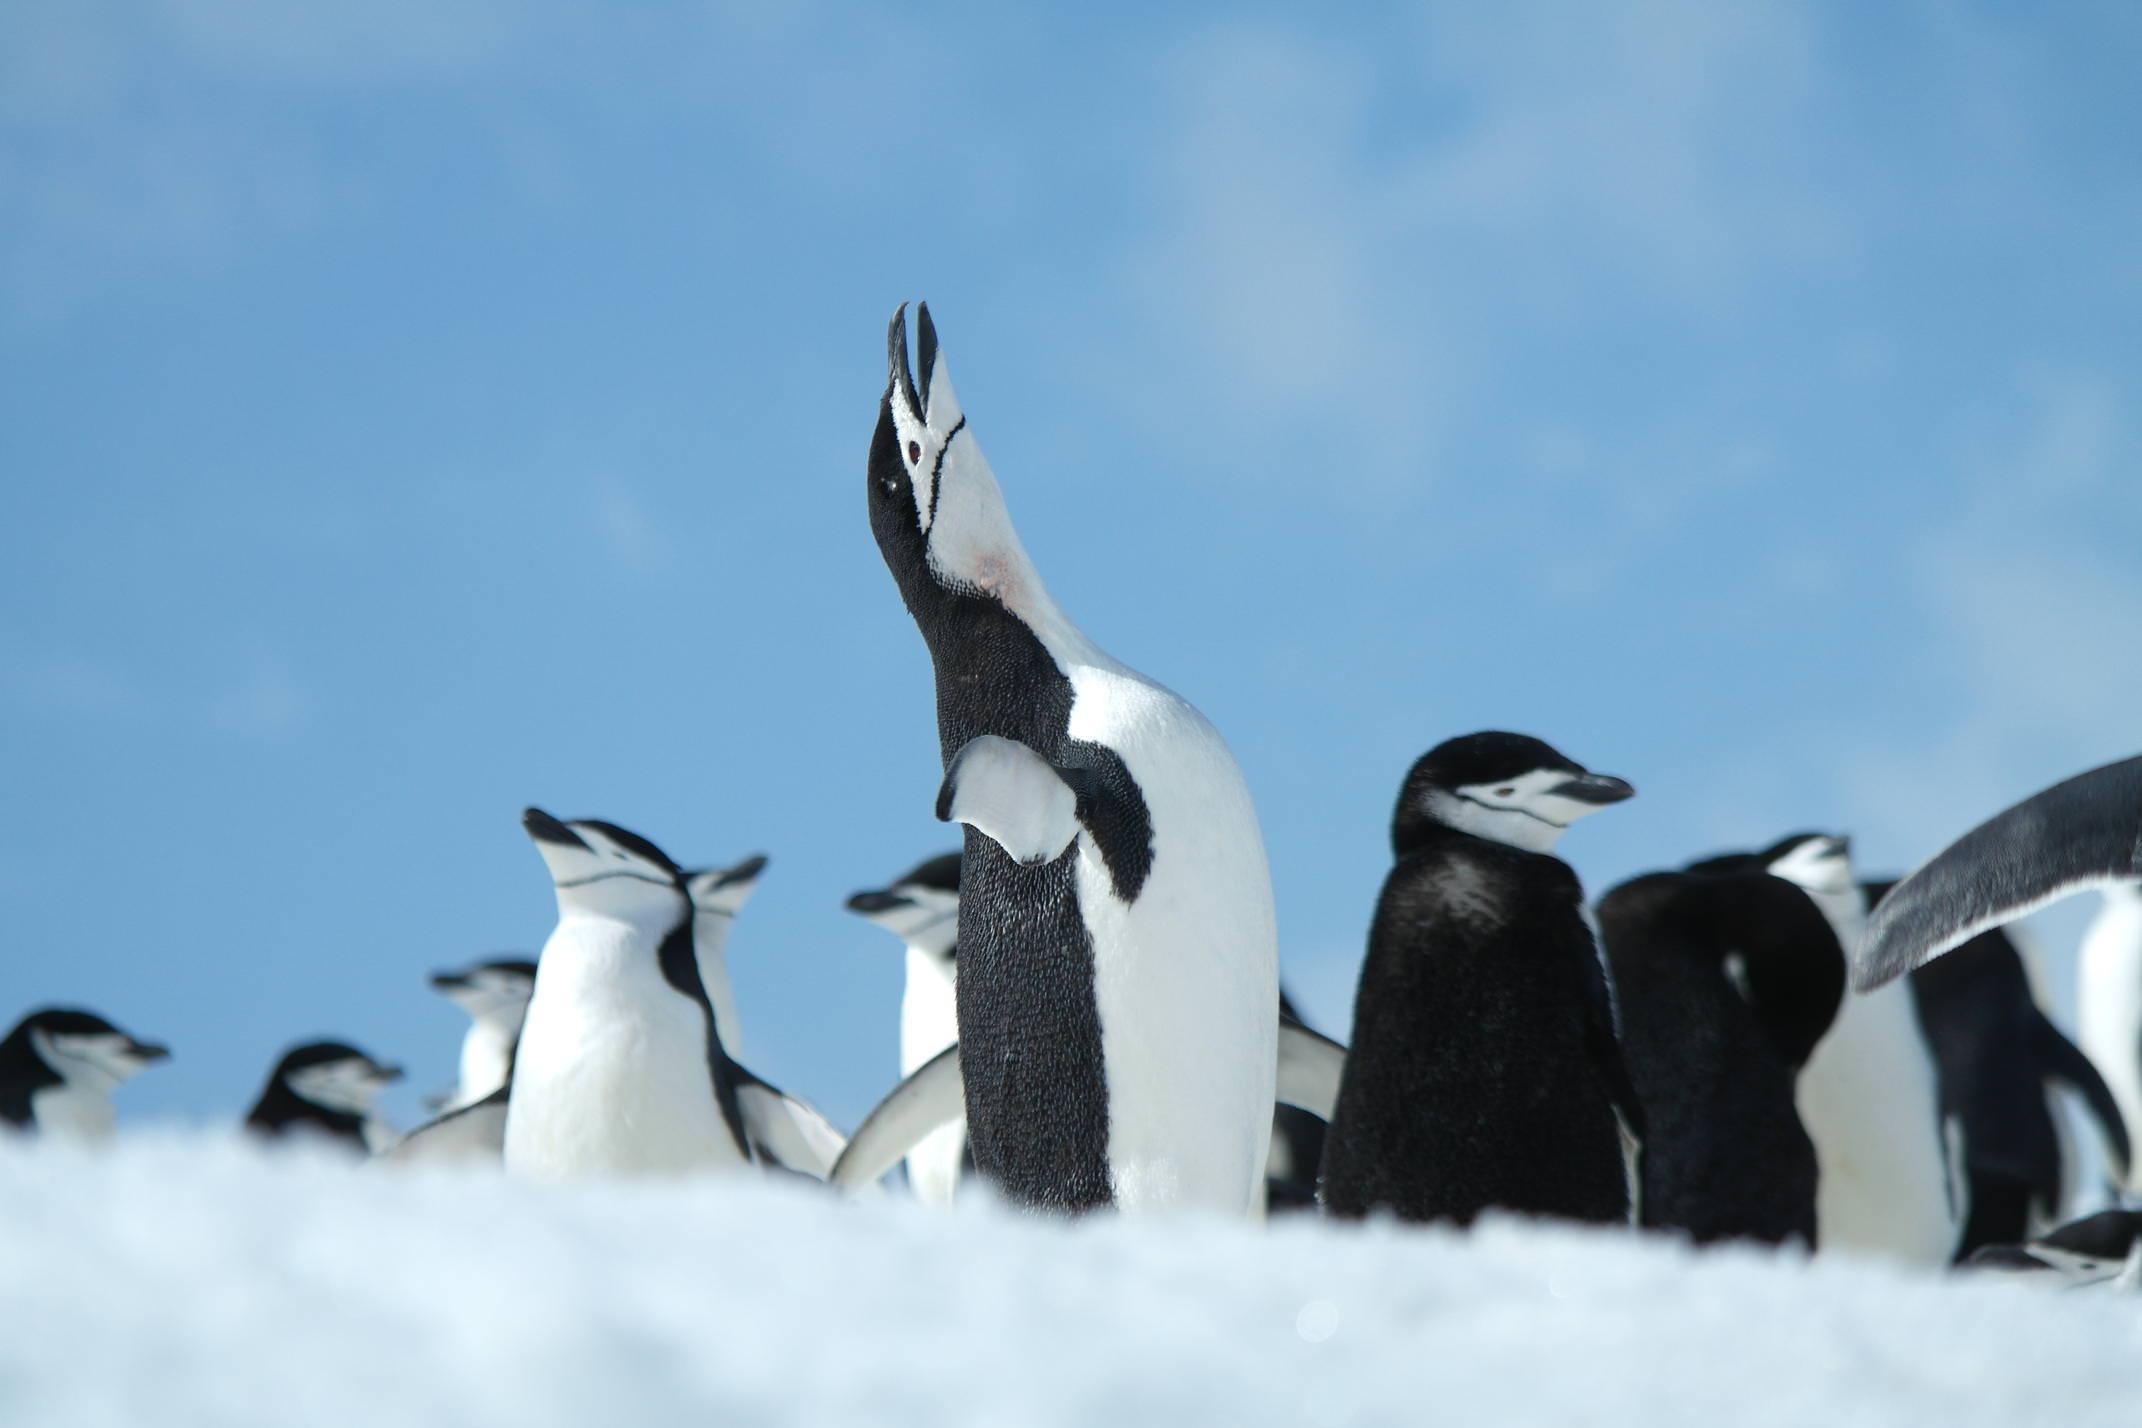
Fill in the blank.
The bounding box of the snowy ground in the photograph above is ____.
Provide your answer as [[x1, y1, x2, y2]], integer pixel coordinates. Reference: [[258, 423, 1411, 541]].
[[1, 1135, 2137, 1428]]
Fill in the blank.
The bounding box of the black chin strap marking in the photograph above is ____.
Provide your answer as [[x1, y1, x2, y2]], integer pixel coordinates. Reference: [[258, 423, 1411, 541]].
[[924, 415, 966, 534], [554, 870, 675, 891]]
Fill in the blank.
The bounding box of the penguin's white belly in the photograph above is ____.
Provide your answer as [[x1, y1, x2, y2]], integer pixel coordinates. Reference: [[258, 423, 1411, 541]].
[[505, 931, 742, 1181], [695, 917, 745, 1058], [2078, 899, 2142, 1197], [900, 949, 964, 1207], [1069, 668, 1279, 1214], [1797, 982, 1952, 1263], [453, 1021, 517, 1110], [28, 1085, 114, 1143]]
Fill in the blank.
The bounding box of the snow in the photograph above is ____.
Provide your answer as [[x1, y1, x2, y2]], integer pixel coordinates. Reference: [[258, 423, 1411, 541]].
[[3, 1134, 2138, 1428]]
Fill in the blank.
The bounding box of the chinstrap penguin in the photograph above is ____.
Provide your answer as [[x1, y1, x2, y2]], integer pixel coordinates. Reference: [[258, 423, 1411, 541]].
[[0, 1008, 170, 1141], [1318, 732, 1643, 1228], [428, 958, 537, 1111], [866, 303, 1279, 1213], [1875, 880, 2132, 1259], [244, 1041, 402, 1154], [1730, 834, 1955, 1264], [687, 852, 769, 1059], [846, 851, 967, 1205], [503, 809, 842, 1181], [1597, 863, 1840, 1247]]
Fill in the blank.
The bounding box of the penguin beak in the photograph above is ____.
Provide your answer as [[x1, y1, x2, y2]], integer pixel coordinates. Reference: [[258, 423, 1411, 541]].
[[1549, 772, 1636, 805], [888, 303, 924, 423], [1821, 834, 1853, 861], [702, 853, 769, 890], [429, 970, 471, 992], [371, 1063, 406, 1085], [126, 1039, 171, 1063], [845, 888, 913, 915], [521, 807, 589, 850]]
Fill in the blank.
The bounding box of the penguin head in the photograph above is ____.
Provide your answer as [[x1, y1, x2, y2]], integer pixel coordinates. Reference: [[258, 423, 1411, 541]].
[[686, 853, 770, 922], [868, 304, 1043, 624], [1395, 732, 1635, 854], [429, 958, 538, 1022], [274, 1041, 401, 1113], [17, 1008, 169, 1089], [521, 808, 687, 926], [1760, 833, 1856, 897], [845, 851, 961, 960]]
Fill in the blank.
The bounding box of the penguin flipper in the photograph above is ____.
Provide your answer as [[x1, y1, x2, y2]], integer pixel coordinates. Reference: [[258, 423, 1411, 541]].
[[379, 1086, 508, 1166], [2032, 1011, 2134, 1182], [1274, 1017, 1346, 1120], [937, 736, 1080, 866], [730, 1067, 850, 1182], [829, 1043, 965, 1194], [1858, 755, 2142, 989]]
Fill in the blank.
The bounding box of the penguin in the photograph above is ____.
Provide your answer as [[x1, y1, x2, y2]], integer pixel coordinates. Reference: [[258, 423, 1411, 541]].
[[1874, 879, 2132, 1259], [2078, 881, 2142, 1197], [428, 958, 537, 1111], [1597, 864, 1842, 1247], [1857, 754, 2142, 990], [1967, 1209, 2142, 1289], [845, 851, 966, 1205], [1266, 989, 1330, 1213], [1682, 835, 1952, 1263], [244, 1041, 403, 1154], [1318, 732, 1643, 1228], [0, 1008, 169, 1141], [865, 303, 1279, 1213], [503, 809, 843, 1181], [686, 852, 769, 1058]]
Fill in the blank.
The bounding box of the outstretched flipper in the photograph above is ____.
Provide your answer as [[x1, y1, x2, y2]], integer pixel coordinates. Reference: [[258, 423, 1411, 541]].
[[1858, 755, 2142, 990], [379, 1086, 508, 1166], [830, 1044, 966, 1193], [1274, 1017, 1347, 1121], [2032, 1011, 2134, 1186], [937, 736, 1080, 867], [730, 1064, 850, 1182]]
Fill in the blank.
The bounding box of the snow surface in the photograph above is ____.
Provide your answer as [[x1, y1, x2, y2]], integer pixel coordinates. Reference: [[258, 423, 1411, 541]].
[[2, 1133, 2138, 1428]]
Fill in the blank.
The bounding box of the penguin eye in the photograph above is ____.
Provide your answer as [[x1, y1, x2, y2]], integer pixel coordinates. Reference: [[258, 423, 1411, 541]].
[[1496, 787, 1516, 797], [907, 441, 921, 464]]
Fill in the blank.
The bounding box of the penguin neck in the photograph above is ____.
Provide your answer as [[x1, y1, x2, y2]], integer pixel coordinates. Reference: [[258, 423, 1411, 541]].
[[28, 1030, 122, 1094], [1392, 812, 1554, 866], [1798, 882, 1868, 952], [900, 943, 959, 1076]]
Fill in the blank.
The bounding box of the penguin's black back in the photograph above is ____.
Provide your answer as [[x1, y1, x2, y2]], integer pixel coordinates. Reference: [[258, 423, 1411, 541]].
[[1320, 829, 1629, 1227], [0, 1019, 62, 1128], [1597, 871, 1834, 1248]]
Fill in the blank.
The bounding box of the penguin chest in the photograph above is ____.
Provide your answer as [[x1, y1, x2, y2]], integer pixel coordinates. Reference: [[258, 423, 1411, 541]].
[[28, 1084, 114, 1142], [1070, 673, 1279, 1214], [454, 1020, 518, 1109], [900, 949, 965, 1207], [505, 937, 741, 1180]]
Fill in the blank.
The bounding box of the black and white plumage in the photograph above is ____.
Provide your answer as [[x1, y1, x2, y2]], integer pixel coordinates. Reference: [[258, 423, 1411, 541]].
[[244, 1041, 402, 1154], [1858, 754, 2142, 990], [1319, 733, 1642, 1228], [0, 1008, 169, 1142], [1968, 1209, 2142, 1289], [500, 809, 841, 1181], [1266, 989, 1330, 1212], [2078, 882, 2142, 1198], [866, 304, 1278, 1214], [846, 852, 965, 1205], [1597, 866, 1842, 1248], [1876, 881, 2133, 1258], [686, 852, 769, 1058], [428, 958, 537, 1112]]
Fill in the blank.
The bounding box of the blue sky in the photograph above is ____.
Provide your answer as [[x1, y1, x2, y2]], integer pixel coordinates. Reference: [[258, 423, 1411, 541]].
[[4, 2, 2138, 1132]]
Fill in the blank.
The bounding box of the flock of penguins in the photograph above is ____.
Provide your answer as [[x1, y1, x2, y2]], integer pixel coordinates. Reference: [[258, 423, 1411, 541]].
[[9, 306, 2142, 1292]]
